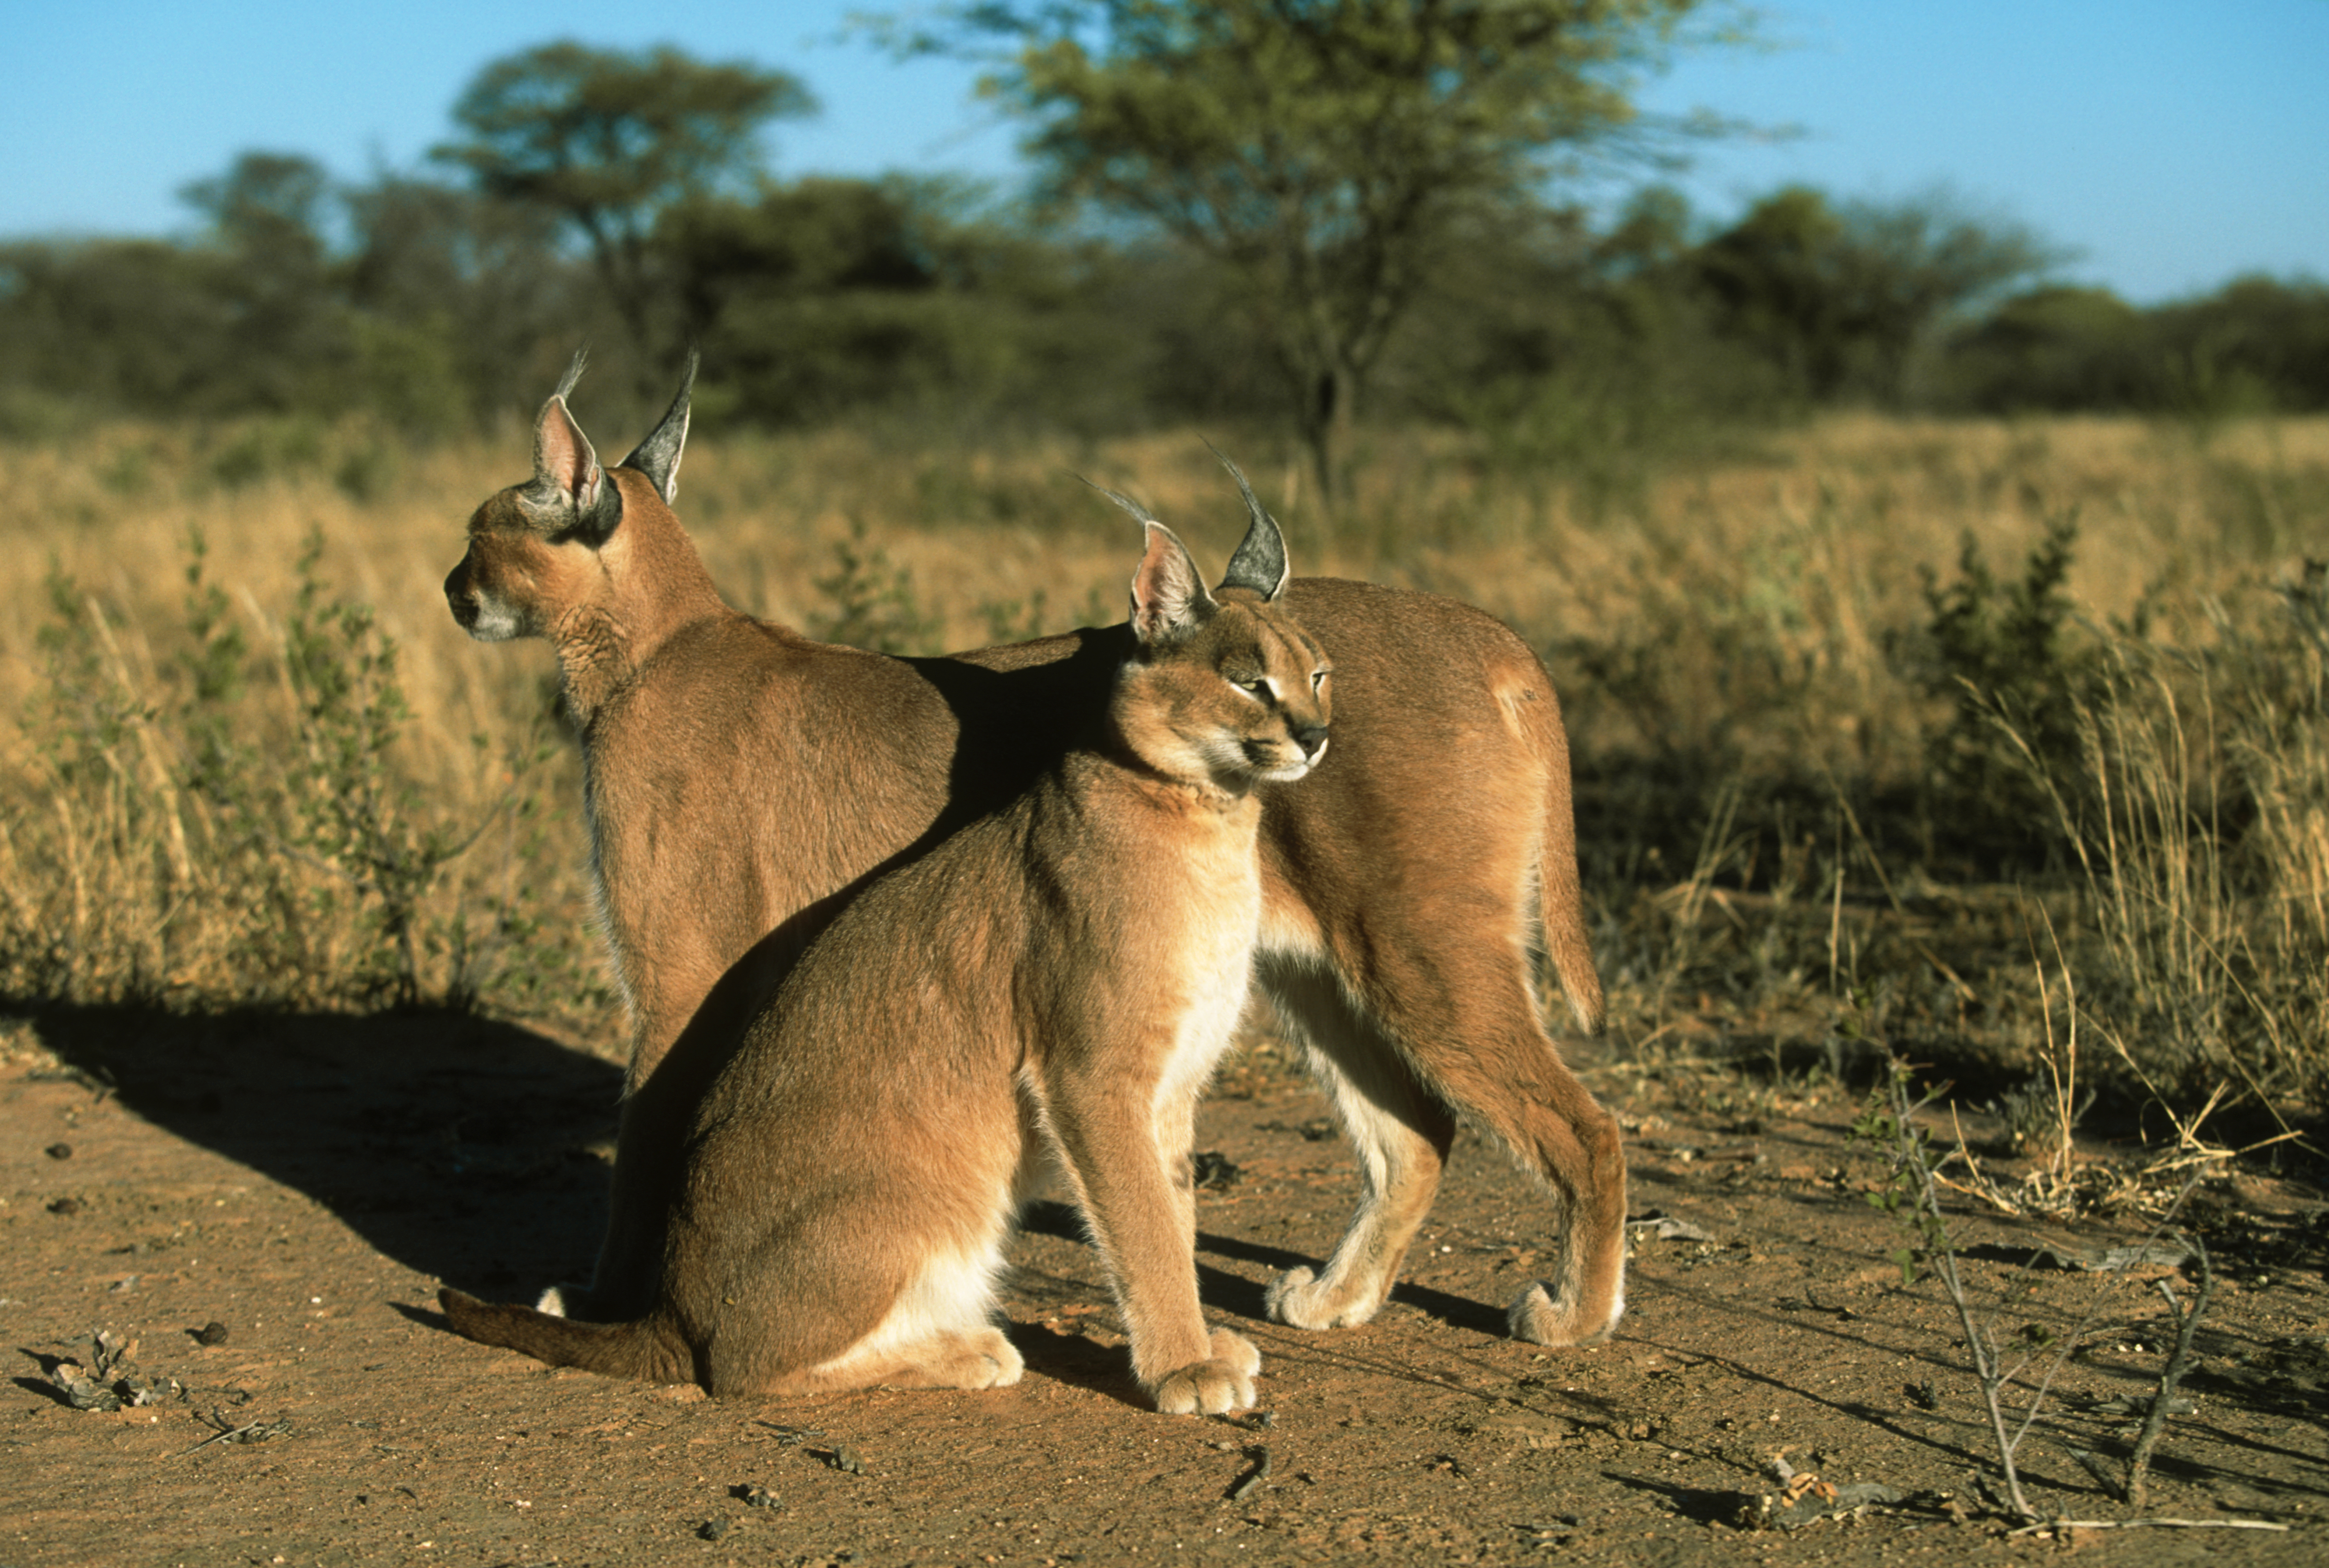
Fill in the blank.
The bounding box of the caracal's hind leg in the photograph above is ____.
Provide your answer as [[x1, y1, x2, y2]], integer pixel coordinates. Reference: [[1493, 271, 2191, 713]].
[[705, 1233, 1024, 1398], [774, 1325, 1024, 1396], [1353, 928, 1626, 1347], [1258, 954, 1457, 1331]]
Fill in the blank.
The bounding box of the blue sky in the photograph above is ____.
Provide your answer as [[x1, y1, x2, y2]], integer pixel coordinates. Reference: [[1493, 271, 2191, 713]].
[[5, 0, 2323, 304]]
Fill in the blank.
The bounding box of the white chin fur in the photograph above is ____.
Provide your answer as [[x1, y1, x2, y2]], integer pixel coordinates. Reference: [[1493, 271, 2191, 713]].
[[1196, 737, 1321, 788], [462, 600, 523, 642]]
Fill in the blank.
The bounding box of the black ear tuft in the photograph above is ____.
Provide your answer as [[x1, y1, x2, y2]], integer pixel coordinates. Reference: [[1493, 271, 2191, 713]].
[[1078, 474, 1158, 526], [620, 350, 696, 505], [1211, 445, 1290, 600], [552, 347, 589, 405]]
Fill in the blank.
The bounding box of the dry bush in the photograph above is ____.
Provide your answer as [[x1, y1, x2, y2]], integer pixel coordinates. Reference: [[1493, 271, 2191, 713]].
[[1992, 582, 2329, 1106]]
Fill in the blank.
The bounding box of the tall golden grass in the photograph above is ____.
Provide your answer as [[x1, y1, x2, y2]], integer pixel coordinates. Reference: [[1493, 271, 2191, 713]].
[[2, 409, 2322, 1104]]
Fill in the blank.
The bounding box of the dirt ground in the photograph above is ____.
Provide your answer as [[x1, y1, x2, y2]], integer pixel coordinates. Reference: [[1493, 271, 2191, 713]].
[[3, 1005, 2323, 1568]]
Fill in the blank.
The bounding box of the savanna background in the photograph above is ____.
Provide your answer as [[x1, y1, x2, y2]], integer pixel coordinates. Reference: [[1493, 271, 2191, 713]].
[[3, 2, 2325, 1560]]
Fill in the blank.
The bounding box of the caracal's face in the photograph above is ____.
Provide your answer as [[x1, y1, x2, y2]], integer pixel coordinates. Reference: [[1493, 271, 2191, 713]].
[[1124, 596, 1333, 792], [444, 489, 599, 644], [1218, 604, 1333, 784]]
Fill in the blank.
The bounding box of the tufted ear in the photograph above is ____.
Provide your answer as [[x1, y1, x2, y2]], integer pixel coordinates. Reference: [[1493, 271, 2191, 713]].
[[526, 351, 622, 546], [620, 350, 696, 505], [1129, 521, 1216, 645], [1212, 446, 1289, 601]]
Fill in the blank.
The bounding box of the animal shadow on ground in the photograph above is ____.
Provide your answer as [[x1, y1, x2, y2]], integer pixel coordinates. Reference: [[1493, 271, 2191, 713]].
[[1192, 1221, 1511, 1337], [8, 1000, 622, 1300], [18, 997, 1527, 1405]]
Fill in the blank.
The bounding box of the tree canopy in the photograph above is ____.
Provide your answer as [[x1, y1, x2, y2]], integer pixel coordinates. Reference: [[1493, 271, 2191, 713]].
[[181, 152, 333, 268], [893, 0, 1728, 496], [1692, 186, 2056, 402], [433, 41, 816, 368]]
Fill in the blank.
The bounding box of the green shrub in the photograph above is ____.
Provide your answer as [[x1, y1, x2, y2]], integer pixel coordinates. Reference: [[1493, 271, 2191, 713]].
[[0, 530, 591, 1016], [1896, 511, 2090, 872], [806, 520, 941, 654]]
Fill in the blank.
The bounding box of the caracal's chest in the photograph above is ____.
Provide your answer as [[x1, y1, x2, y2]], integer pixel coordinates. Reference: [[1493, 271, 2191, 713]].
[[1140, 807, 1267, 1119]]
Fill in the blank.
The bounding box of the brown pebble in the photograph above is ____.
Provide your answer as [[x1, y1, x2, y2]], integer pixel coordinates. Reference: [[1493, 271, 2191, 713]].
[[47, 1197, 82, 1216], [193, 1321, 230, 1346], [45, 1142, 72, 1160]]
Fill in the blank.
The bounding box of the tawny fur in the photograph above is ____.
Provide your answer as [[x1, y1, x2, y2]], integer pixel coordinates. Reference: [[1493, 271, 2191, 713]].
[[443, 361, 1625, 1349], [443, 521, 1326, 1410]]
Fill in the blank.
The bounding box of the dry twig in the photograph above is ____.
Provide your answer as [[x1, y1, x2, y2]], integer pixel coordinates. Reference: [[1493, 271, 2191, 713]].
[[2126, 1234, 2214, 1509]]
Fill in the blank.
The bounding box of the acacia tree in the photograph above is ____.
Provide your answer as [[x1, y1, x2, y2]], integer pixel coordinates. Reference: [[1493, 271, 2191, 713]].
[[1692, 186, 2056, 403], [895, 0, 1727, 500], [178, 151, 347, 410], [434, 41, 814, 369]]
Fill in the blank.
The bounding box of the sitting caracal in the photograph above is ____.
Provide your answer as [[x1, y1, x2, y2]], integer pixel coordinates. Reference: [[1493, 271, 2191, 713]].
[[442, 511, 1328, 1410], [444, 359, 1626, 1350]]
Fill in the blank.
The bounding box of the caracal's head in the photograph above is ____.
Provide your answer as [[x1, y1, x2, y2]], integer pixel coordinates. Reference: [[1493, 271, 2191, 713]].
[[443, 352, 695, 643], [1103, 460, 1332, 795]]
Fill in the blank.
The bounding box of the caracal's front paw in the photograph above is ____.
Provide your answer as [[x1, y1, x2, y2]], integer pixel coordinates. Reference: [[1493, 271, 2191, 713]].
[[1147, 1329, 1261, 1415], [1264, 1265, 1383, 1330], [1508, 1277, 1623, 1348]]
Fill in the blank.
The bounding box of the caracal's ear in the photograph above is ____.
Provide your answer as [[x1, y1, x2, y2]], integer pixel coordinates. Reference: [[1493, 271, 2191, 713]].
[[1129, 520, 1215, 645], [1213, 446, 1291, 602], [1081, 478, 1218, 644], [619, 349, 696, 506], [524, 350, 623, 547]]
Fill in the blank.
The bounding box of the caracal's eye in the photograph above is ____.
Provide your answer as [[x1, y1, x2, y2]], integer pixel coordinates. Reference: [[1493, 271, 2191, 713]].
[[1235, 676, 1270, 697], [1310, 669, 1328, 693]]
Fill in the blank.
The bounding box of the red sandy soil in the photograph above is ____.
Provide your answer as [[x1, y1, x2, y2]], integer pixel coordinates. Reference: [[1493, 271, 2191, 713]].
[[3, 1007, 2323, 1566]]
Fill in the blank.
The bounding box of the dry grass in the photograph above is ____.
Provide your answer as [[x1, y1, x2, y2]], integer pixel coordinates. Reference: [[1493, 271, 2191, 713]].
[[4, 409, 2324, 1106]]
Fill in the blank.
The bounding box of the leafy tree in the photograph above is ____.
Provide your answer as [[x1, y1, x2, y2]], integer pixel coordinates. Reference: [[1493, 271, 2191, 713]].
[[659, 177, 952, 423], [1693, 185, 2055, 403], [2149, 273, 2329, 412], [659, 176, 1165, 432], [1394, 189, 1786, 496], [0, 150, 363, 420], [888, 0, 1733, 501], [178, 151, 353, 411], [181, 151, 333, 276], [1594, 182, 1696, 279], [342, 174, 596, 427], [1942, 284, 2149, 411], [0, 237, 240, 415], [662, 177, 944, 336], [1943, 274, 2329, 416], [433, 41, 816, 368]]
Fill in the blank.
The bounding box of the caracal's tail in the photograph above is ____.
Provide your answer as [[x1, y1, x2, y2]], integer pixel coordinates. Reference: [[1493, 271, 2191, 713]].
[[439, 1287, 692, 1386]]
